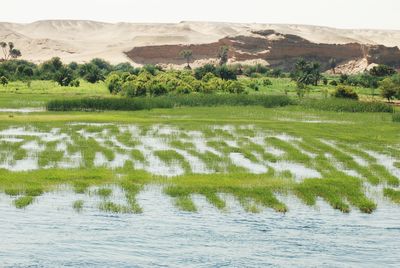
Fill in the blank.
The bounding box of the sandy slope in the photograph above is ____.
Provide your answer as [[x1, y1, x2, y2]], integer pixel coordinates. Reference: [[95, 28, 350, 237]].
[[1, 20, 400, 64]]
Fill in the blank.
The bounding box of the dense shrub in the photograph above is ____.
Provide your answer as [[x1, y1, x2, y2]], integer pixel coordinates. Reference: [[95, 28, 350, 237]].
[[329, 80, 338, 86], [369, 64, 396, 77], [332, 86, 358, 100], [379, 76, 400, 101], [0, 76, 8, 86], [47, 94, 293, 111], [300, 98, 393, 113]]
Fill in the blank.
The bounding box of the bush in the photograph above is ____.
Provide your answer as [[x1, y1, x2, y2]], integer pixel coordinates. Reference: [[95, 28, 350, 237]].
[[369, 64, 396, 77], [0, 76, 8, 86], [70, 79, 80, 87], [379, 77, 400, 101], [300, 98, 393, 113], [329, 80, 338, 86], [332, 86, 358, 100], [262, 78, 272, 86]]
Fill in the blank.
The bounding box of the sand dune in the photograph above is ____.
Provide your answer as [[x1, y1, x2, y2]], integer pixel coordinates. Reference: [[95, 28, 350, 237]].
[[1, 20, 400, 64]]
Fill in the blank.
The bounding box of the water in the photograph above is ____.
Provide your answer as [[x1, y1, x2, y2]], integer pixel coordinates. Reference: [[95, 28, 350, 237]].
[[0, 187, 399, 267]]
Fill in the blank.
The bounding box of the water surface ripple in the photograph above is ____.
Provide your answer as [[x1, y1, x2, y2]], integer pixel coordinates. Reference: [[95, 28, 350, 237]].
[[0, 188, 399, 267]]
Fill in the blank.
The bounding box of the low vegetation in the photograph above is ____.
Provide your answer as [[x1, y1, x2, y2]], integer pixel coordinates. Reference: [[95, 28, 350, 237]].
[[47, 94, 292, 111], [0, 52, 399, 215]]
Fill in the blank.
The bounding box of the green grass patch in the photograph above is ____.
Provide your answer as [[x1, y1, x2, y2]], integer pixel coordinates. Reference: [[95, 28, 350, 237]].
[[73, 200, 84, 212], [300, 98, 393, 113], [393, 113, 400, 122], [383, 188, 400, 203], [47, 94, 293, 111], [14, 196, 34, 209]]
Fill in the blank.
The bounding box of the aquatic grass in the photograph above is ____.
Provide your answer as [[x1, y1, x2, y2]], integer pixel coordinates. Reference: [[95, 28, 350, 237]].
[[99, 201, 131, 213], [96, 188, 112, 198], [14, 196, 34, 209], [174, 195, 197, 212], [73, 181, 90, 194], [73, 200, 84, 212], [121, 181, 143, 213], [383, 188, 400, 204], [294, 177, 376, 213], [300, 98, 393, 113], [4, 188, 23, 196], [47, 94, 293, 111]]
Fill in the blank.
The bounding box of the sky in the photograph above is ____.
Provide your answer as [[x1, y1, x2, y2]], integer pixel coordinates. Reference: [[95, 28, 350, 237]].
[[1, 0, 400, 30]]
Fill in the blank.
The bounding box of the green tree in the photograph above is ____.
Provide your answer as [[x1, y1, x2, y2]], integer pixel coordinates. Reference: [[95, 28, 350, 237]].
[[329, 58, 337, 74], [106, 73, 123, 94], [291, 58, 321, 86], [370, 64, 396, 77], [380, 77, 400, 101], [54, 66, 75, 86]]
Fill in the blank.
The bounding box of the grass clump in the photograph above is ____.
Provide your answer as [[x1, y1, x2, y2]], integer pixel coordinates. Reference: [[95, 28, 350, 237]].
[[14, 196, 34, 209], [99, 201, 131, 214], [294, 177, 376, 213], [73, 181, 90, 194], [96, 188, 112, 198], [300, 98, 393, 113], [383, 188, 400, 203], [393, 113, 400, 122], [4, 188, 23, 196], [73, 200, 84, 212], [47, 94, 292, 111], [121, 181, 143, 213]]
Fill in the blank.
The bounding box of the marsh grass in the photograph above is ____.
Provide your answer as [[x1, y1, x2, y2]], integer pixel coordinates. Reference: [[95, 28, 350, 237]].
[[47, 95, 293, 111], [383, 188, 400, 203], [393, 113, 400, 122], [14, 196, 34, 209], [300, 99, 393, 113], [99, 201, 131, 213], [96, 188, 112, 198], [73, 181, 90, 194], [73, 200, 84, 212], [121, 181, 143, 213], [294, 177, 376, 213]]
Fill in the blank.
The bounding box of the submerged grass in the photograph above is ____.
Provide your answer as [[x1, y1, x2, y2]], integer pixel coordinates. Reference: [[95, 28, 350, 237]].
[[14, 196, 34, 209], [73, 200, 84, 212], [383, 188, 400, 204]]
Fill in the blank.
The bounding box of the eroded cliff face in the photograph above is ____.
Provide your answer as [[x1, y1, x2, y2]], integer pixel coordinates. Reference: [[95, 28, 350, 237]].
[[125, 30, 400, 72]]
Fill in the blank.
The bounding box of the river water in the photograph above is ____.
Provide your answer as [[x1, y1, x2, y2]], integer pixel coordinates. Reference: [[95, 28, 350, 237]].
[[0, 187, 399, 267]]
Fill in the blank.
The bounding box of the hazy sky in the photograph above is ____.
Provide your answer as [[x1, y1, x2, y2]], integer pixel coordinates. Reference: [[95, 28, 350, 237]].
[[2, 0, 400, 29]]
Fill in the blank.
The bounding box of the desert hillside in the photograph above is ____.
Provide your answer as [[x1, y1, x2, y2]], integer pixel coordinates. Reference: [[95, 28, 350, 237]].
[[1, 20, 400, 72]]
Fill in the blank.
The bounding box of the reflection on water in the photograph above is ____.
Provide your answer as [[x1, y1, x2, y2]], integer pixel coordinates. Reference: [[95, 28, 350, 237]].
[[0, 187, 399, 267]]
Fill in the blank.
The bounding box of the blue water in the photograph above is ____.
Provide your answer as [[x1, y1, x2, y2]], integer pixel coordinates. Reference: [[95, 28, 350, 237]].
[[0, 187, 399, 267]]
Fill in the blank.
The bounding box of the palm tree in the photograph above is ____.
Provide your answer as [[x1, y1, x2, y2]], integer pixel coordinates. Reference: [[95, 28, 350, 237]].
[[217, 46, 229, 65], [180, 49, 193, 68], [0, 41, 22, 60], [329, 58, 337, 74], [0, 42, 7, 60]]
